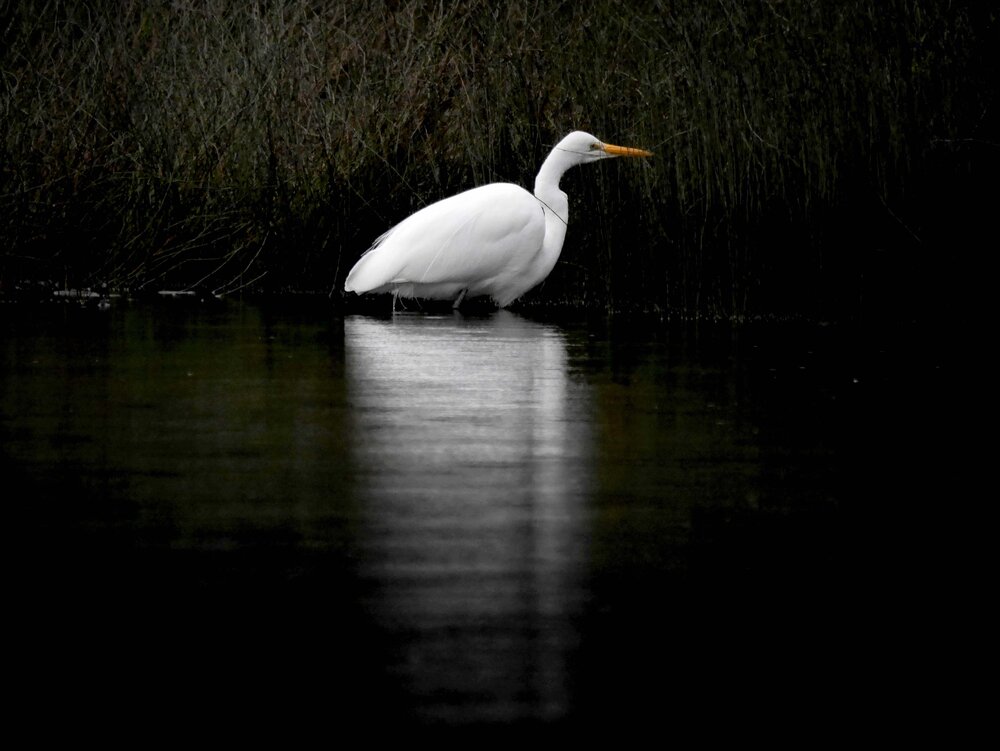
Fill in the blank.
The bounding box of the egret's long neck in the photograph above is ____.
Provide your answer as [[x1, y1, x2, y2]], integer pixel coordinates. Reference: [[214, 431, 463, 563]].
[[531, 148, 574, 280], [533, 147, 576, 216]]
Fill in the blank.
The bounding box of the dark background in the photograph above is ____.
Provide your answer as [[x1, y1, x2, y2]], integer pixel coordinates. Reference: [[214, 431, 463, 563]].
[[2, 0, 996, 319]]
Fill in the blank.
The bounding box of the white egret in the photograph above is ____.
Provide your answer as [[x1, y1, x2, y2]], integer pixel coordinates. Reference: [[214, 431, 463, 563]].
[[343, 130, 652, 308]]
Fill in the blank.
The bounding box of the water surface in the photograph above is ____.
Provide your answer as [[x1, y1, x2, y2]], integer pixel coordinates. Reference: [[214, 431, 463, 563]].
[[2, 300, 943, 729]]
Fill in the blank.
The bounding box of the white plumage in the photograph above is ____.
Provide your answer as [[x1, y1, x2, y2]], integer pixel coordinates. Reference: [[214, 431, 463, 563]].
[[344, 130, 652, 308]]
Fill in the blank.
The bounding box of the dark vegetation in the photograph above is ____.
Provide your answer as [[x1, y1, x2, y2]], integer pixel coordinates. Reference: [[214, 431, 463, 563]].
[[1, 0, 996, 318]]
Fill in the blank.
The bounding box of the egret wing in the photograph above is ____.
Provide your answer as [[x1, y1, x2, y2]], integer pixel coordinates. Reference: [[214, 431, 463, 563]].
[[344, 183, 544, 295]]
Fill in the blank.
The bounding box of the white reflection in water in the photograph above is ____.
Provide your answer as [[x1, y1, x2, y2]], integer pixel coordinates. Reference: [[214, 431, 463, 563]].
[[345, 311, 591, 723]]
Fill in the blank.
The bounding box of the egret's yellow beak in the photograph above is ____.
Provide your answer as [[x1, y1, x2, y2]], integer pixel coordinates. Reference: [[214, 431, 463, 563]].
[[602, 142, 654, 158]]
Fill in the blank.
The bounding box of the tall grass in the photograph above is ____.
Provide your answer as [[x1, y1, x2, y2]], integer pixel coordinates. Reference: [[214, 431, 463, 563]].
[[1, 0, 994, 318]]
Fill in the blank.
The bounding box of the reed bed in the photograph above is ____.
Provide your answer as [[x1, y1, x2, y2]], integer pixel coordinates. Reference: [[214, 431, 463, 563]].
[[1, 0, 994, 318]]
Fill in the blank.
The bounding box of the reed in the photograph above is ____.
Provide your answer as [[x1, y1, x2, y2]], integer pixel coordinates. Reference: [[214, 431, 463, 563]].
[[1, 0, 994, 318]]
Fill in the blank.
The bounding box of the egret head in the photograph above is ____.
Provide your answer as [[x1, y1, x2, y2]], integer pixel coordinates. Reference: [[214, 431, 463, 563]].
[[555, 130, 654, 165]]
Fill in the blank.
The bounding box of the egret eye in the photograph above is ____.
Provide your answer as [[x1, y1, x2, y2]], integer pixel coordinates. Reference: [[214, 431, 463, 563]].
[[590, 142, 601, 151]]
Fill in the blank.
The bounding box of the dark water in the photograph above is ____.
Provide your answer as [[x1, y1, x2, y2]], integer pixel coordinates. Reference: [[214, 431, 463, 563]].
[[2, 300, 947, 732]]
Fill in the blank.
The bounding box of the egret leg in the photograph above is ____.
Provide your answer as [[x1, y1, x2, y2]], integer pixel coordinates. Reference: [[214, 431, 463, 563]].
[[452, 289, 467, 310]]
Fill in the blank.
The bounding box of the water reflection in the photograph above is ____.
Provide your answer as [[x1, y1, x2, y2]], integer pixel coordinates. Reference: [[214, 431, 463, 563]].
[[344, 311, 591, 723], [3, 302, 923, 728]]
